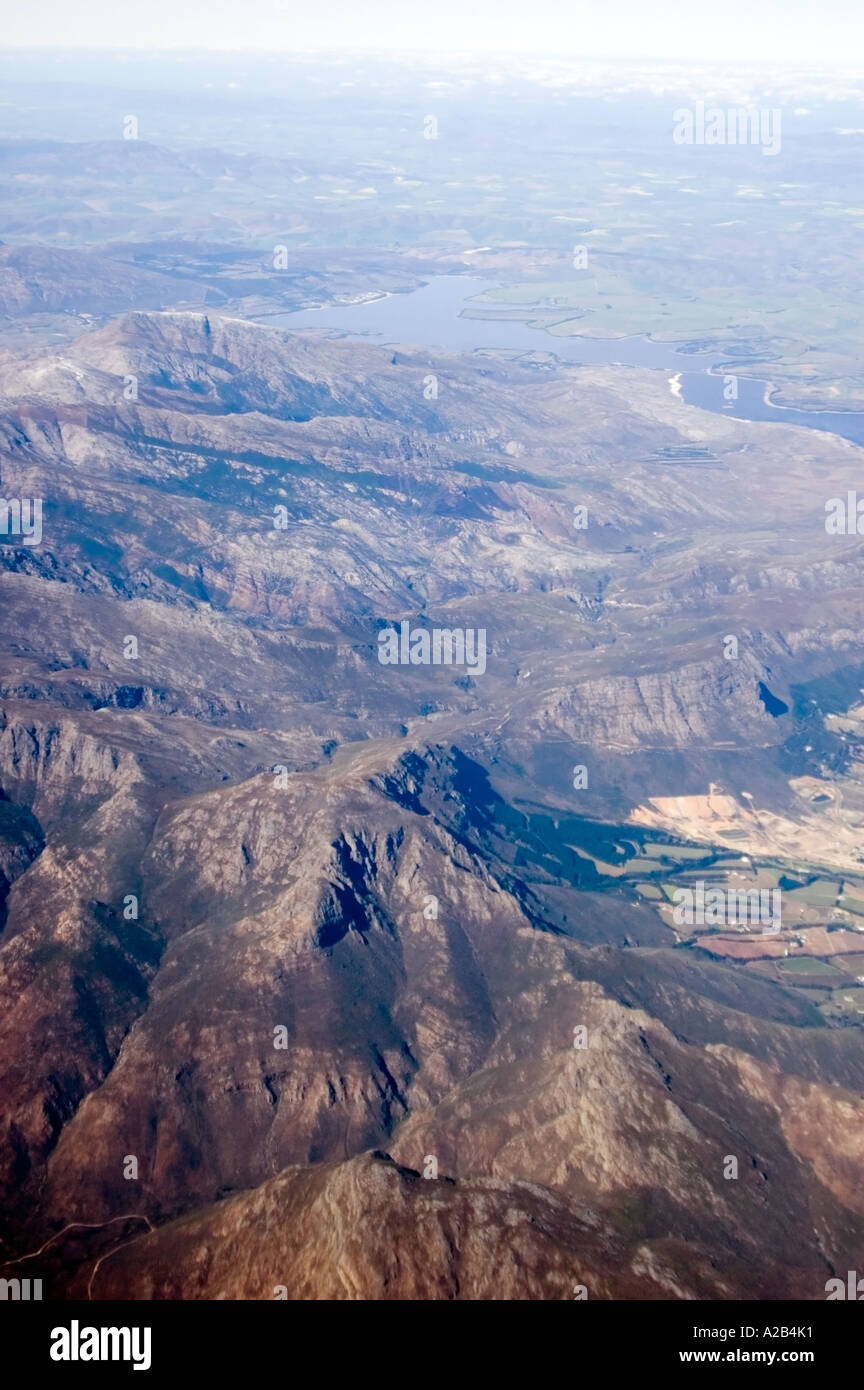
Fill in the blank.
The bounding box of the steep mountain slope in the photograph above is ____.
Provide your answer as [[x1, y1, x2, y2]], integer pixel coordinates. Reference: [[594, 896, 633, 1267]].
[[1, 311, 864, 1298]]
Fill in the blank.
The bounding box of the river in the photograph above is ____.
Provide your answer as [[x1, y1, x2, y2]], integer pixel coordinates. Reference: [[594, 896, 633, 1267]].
[[263, 275, 864, 447]]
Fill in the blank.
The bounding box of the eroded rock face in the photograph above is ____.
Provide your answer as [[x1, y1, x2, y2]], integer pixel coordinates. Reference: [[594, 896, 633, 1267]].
[[1, 742, 861, 1299], [82, 1144, 824, 1303], [87, 1151, 688, 1302], [2, 314, 864, 1298]]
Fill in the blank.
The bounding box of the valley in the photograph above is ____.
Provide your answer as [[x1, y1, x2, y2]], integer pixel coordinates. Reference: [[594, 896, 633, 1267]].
[[1, 49, 863, 1304]]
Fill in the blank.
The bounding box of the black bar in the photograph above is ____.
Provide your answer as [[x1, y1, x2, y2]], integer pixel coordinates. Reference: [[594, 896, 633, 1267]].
[[2, 1297, 857, 1376]]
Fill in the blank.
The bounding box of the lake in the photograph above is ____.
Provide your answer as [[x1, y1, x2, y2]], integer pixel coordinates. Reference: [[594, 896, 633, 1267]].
[[264, 275, 864, 447]]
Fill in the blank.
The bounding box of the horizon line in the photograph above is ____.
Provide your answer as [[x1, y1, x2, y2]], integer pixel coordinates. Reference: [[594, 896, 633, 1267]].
[[0, 46, 861, 70]]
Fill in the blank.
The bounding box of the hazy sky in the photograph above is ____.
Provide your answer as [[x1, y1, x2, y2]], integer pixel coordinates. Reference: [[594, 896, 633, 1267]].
[[4, 0, 864, 64]]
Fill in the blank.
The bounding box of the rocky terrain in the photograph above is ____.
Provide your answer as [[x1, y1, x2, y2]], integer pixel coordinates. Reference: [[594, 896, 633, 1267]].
[[1, 307, 864, 1299]]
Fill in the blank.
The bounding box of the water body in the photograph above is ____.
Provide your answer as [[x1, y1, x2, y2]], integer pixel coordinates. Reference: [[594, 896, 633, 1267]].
[[265, 275, 864, 447]]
